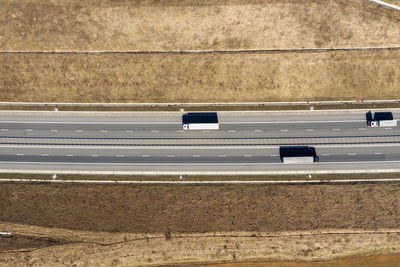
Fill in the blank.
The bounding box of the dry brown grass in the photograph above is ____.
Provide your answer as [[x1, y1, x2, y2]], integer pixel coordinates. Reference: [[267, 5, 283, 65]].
[[1, 0, 399, 103], [1, 0, 400, 51], [1, 49, 399, 102], [2, 223, 400, 266], [384, 0, 400, 7]]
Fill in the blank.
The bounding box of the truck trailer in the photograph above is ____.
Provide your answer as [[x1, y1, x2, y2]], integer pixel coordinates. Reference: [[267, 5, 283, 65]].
[[279, 146, 319, 164], [366, 111, 397, 127], [182, 112, 219, 130], [282, 156, 316, 164]]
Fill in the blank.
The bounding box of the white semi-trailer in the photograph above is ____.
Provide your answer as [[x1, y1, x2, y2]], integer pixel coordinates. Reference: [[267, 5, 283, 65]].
[[280, 146, 319, 164], [182, 112, 219, 130], [282, 156, 316, 164], [367, 111, 397, 127]]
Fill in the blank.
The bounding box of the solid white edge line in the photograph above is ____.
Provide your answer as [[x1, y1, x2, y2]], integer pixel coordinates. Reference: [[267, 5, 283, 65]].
[[1, 143, 400, 149], [0, 160, 398, 166], [0, 119, 370, 124]]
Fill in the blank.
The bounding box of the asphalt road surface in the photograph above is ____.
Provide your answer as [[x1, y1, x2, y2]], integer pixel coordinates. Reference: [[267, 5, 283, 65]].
[[0, 110, 399, 173]]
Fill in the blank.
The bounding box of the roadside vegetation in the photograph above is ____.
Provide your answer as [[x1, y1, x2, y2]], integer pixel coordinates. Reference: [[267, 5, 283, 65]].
[[0, 0, 399, 103], [1, 0, 399, 52], [1, 49, 400, 103], [385, 0, 400, 7]]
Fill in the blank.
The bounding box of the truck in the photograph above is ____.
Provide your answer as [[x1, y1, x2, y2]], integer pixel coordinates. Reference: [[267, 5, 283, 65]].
[[279, 146, 319, 164], [182, 112, 219, 130], [366, 111, 397, 127]]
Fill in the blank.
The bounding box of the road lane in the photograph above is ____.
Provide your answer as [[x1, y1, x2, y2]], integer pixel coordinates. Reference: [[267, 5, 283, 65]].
[[0, 121, 398, 139], [0, 145, 393, 163], [0, 111, 398, 140], [0, 110, 399, 173]]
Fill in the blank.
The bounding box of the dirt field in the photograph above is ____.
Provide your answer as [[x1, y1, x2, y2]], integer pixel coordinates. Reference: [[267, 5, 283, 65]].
[[1, 182, 400, 265], [1, 49, 400, 102], [202, 254, 400, 267], [1, 183, 400, 233], [1, 0, 399, 52]]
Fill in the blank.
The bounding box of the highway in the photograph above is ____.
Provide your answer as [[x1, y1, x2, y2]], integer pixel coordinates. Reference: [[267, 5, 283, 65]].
[[0, 110, 399, 174]]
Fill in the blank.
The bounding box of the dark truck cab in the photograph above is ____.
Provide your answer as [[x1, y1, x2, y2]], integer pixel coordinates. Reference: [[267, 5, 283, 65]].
[[366, 111, 397, 127]]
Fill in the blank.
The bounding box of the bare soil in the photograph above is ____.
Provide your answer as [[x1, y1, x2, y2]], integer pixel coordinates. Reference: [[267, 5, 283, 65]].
[[200, 254, 400, 267], [1, 0, 399, 52], [1, 49, 400, 103], [1, 183, 400, 233]]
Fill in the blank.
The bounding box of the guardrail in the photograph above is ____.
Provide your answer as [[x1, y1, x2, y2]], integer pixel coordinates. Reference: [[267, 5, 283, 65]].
[[2, 175, 400, 183], [364, 0, 400, 11], [1, 100, 400, 107], [1, 135, 400, 146]]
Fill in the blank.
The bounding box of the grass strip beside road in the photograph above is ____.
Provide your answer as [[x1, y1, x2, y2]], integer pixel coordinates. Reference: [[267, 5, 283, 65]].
[[1, 50, 400, 103], [1, 103, 400, 112], [1, 173, 400, 182]]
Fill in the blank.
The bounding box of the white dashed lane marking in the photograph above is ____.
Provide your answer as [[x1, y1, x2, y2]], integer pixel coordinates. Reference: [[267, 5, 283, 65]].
[[228, 130, 237, 132], [91, 155, 99, 157], [50, 129, 58, 132], [25, 129, 33, 132], [100, 130, 108, 133], [254, 130, 263, 132], [347, 153, 357, 156], [332, 129, 341, 131], [306, 129, 314, 132], [244, 155, 253, 157], [280, 129, 288, 132], [115, 155, 125, 157], [141, 155, 150, 157], [76, 130, 83, 132], [1, 129, 8, 131], [16, 154, 24, 156], [167, 155, 175, 157], [358, 128, 366, 131], [374, 153, 383, 155], [218, 155, 227, 157], [322, 154, 331, 156], [192, 155, 201, 157]]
